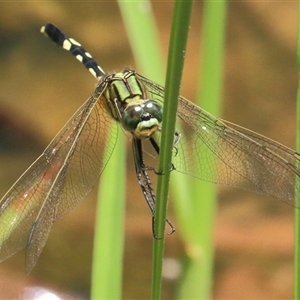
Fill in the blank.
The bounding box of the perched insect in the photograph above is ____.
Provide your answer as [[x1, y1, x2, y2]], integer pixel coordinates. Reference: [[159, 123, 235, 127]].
[[0, 23, 299, 273]]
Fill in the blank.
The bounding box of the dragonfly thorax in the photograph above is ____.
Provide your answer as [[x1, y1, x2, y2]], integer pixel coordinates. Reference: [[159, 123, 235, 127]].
[[102, 70, 163, 139]]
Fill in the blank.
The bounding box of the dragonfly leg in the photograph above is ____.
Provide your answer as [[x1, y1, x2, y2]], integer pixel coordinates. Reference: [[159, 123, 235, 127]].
[[149, 137, 176, 174], [174, 130, 181, 146], [132, 138, 156, 211], [132, 138, 175, 236], [172, 131, 181, 157], [152, 216, 175, 239]]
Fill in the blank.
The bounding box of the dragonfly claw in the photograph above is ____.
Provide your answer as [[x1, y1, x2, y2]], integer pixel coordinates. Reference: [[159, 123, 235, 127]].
[[152, 216, 175, 239]]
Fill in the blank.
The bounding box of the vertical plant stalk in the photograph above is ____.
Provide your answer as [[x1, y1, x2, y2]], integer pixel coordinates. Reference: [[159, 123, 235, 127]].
[[152, 2, 194, 299], [91, 134, 126, 299], [118, 1, 164, 82], [294, 1, 300, 297], [173, 2, 227, 299]]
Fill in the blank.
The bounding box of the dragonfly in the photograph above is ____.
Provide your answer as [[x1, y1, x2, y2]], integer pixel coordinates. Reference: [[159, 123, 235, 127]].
[[0, 23, 300, 273]]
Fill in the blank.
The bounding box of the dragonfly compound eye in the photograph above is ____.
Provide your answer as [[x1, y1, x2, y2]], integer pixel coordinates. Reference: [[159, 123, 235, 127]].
[[122, 105, 144, 132], [121, 101, 163, 138], [143, 100, 163, 123]]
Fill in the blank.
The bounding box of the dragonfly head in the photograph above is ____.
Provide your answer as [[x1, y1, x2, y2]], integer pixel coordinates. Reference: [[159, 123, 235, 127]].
[[121, 100, 163, 139]]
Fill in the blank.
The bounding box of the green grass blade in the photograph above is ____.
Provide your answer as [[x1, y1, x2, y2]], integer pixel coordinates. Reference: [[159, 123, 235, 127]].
[[92, 2, 164, 297], [118, 1, 164, 82], [174, 2, 227, 299], [91, 134, 126, 299], [294, 2, 300, 298], [152, 2, 194, 299]]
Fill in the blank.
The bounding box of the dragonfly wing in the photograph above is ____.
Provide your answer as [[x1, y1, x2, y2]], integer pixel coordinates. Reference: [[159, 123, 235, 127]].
[[175, 97, 300, 207], [136, 72, 300, 207], [0, 154, 52, 266], [221, 119, 299, 164], [0, 82, 118, 272]]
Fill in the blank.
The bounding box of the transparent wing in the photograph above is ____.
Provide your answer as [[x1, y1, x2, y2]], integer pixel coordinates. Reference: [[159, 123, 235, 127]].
[[0, 81, 118, 272], [136, 72, 300, 208]]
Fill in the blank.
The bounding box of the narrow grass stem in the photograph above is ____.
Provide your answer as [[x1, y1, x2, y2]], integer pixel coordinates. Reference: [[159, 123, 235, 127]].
[[294, 2, 300, 297], [152, 2, 193, 299]]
